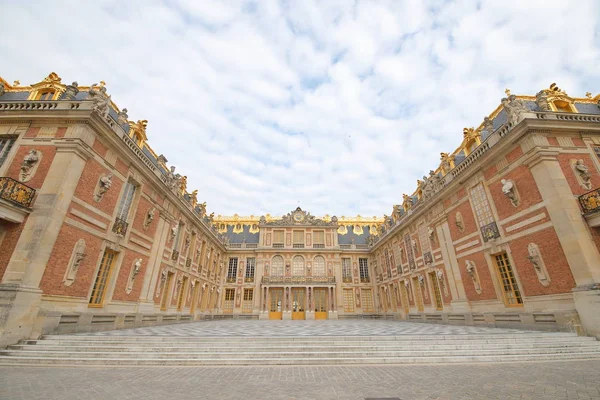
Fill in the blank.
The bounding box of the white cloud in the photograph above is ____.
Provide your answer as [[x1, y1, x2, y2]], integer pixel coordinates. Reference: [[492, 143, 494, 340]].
[[1, 0, 599, 217]]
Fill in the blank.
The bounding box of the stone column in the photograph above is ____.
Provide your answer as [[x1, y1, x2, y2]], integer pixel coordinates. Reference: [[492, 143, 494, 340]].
[[436, 221, 470, 312], [0, 138, 94, 347], [527, 149, 600, 337], [137, 214, 170, 313], [306, 286, 314, 320]]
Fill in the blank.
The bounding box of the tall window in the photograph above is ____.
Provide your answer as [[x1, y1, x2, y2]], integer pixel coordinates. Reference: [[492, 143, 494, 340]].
[[359, 258, 370, 283], [470, 183, 494, 228], [89, 250, 117, 307], [361, 289, 374, 312], [343, 289, 354, 312], [0, 137, 16, 168], [413, 277, 424, 312], [273, 230, 284, 248], [293, 230, 304, 248], [227, 258, 238, 282], [223, 288, 235, 312], [342, 258, 352, 283], [245, 257, 255, 282], [242, 289, 253, 313], [116, 181, 137, 222], [292, 255, 305, 276], [313, 230, 324, 248], [271, 255, 284, 276], [429, 272, 443, 310], [177, 277, 188, 311], [494, 252, 523, 306], [313, 256, 326, 276]]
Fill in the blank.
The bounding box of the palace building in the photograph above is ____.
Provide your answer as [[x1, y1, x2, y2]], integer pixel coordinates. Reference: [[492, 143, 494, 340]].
[[1, 73, 600, 347]]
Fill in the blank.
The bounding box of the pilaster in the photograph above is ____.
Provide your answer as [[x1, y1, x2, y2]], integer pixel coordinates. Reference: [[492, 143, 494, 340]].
[[0, 138, 94, 346], [527, 149, 600, 337]]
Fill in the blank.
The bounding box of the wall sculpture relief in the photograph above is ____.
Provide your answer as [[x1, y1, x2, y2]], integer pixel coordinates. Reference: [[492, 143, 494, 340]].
[[465, 260, 482, 294], [455, 211, 465, 232], [94, 173, 113, 202], [155, 269, 167, 298], [526, 243, 551, 287], [126, 258, 142, 294], [19, 149, 41, 182], [418, 275, 428, 300], [501, 178, 519, 207], [63, 239, 86, 286], [143, 208, 155, 230], [573, 159, 592, 190], [436, 268, 449, 297]]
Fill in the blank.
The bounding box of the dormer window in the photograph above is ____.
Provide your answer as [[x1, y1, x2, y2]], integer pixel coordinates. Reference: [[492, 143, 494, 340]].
[[36, 90, 55, 101]]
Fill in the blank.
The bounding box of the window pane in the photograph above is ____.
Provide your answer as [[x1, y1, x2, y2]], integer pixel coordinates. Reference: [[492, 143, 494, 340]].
[[292, 255, 304, 276], [313, 256, 325, 276]]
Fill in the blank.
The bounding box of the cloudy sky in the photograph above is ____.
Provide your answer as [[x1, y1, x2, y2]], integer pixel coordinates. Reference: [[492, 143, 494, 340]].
[[1, 0, 599, 218]]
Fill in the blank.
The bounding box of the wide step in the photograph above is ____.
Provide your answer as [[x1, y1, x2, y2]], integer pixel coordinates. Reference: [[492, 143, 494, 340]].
[[1, 332, 598, 366]]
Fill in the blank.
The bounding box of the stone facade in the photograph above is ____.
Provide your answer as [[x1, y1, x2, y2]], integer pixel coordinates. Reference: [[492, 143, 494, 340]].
[[0, 73, 600, 346]]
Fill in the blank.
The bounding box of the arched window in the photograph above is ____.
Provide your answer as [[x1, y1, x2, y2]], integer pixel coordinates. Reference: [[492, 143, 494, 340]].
[[313, 256, 326, 277], [271, 255, 284, 276], [292, 256, 305, 276]]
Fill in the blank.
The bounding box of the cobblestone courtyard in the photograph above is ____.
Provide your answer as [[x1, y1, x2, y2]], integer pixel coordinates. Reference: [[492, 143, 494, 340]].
[[2, 361, 600, 400], [2, 320, 600, 399]]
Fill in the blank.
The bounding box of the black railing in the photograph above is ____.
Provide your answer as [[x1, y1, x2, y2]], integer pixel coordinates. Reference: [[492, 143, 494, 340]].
[[579, 188, 600, 214], [0, 177, 36, 208], [112, 217, 129, 236]]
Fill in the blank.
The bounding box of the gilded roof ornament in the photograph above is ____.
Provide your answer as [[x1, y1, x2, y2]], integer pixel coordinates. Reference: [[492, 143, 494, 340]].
[[190, 190, 198, 208], [43, 72, 62, 84], [128, 119, 149, 142]]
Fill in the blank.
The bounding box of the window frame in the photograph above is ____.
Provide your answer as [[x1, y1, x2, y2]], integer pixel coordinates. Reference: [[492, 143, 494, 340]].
[[88, 249, 118, 308], [493, 252, 524, 307]]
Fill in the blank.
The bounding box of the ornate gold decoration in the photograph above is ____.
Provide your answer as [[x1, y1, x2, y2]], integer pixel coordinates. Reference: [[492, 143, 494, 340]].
[[27, 72, 64, 101], [0, 177, 36, 208], [128, 120, 148, 145], [213, 213, 383, 235], [536, 83, 578, 113]]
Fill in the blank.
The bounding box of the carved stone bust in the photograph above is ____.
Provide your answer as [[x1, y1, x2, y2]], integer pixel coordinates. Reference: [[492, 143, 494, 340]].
[[501, 178, 519, 207]]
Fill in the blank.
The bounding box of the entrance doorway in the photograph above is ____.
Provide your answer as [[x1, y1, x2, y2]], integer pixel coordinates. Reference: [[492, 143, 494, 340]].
[[314, 288, 328, 320], [269, 288, 283, 320], [291, 288, 305, 320]]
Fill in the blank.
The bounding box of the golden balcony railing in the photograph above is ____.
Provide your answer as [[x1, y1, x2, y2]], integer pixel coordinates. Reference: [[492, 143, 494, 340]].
[[261, 276, 336, 285], [579, 188, 600, 214], [0, 177, 36, 208], [112, 217, 129, 237]]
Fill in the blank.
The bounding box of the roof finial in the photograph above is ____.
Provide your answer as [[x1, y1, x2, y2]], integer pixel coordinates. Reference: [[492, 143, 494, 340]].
[[13, 80, 20, 86], [504, 88, 511, 96], [586, 92, 592, 99]]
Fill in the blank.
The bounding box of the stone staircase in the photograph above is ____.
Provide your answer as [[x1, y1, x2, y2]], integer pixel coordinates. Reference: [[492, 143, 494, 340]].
[[1, 331, 600, 365]]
